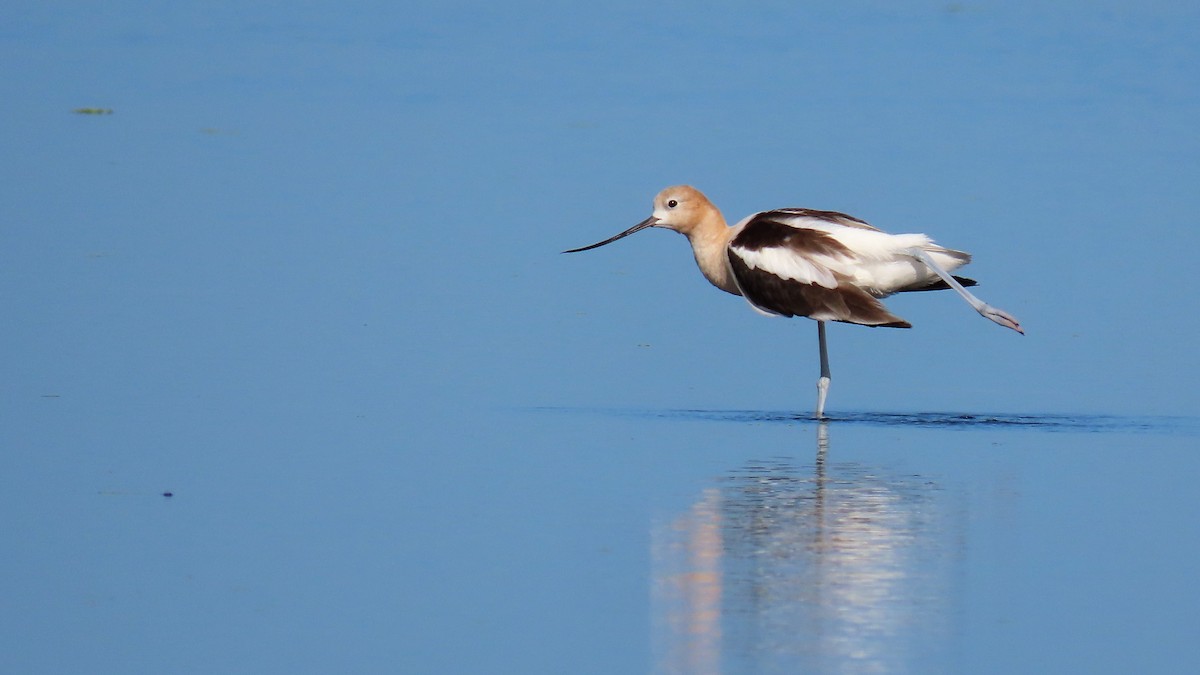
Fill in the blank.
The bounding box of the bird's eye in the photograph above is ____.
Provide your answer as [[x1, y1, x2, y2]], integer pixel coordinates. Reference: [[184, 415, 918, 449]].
[[667, 199, 678, 208]]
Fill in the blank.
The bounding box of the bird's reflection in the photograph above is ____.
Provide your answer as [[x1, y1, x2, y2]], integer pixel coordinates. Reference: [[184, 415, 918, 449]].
[[652, 422, 956, 673]]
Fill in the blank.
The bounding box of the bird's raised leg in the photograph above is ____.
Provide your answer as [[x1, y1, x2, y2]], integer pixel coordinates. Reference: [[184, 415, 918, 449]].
[[908, 248, 1024, 334], [815, 320, 831, 418]]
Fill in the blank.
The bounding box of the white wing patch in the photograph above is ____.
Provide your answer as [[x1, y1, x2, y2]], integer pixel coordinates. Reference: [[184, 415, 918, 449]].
[[730, 245, 840, 288]]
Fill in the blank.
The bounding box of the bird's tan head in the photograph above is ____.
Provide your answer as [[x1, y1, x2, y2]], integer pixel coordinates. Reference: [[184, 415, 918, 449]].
[[649, 185, 718, 236]]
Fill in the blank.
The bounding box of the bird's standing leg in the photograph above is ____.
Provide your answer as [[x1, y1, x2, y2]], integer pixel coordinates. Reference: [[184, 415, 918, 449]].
[[815, 320, 831, 418], [907, 248, 1024, 334]]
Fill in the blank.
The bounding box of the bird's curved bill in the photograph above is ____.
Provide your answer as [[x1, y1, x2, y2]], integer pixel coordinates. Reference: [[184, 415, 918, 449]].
[[563, 217, 658, 253]]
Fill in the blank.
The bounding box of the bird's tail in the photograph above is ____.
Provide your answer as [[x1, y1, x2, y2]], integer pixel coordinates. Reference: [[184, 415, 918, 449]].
[[898, 245, 974, 293], [902, 275, 978, 293], [926, 245, 971, 269]]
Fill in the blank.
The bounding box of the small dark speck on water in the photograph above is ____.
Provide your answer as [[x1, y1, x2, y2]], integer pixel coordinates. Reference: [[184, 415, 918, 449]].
[[162, 492, 173, 498], [72, 108, 113, 115]]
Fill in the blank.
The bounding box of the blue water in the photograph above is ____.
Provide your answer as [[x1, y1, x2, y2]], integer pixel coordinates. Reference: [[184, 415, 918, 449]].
[[3, 1, 1199, 673]]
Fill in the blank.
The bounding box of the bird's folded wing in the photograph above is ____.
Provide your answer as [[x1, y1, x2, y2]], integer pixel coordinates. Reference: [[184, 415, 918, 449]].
[[727, 250, 911, 328]]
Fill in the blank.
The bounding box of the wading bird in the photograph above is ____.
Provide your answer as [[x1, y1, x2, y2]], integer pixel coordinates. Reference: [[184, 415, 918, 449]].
[[564, 185, 1023, 417]]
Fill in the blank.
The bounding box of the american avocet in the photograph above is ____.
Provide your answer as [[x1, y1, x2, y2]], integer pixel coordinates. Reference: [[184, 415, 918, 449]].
[[565, 186, 1023, 418]]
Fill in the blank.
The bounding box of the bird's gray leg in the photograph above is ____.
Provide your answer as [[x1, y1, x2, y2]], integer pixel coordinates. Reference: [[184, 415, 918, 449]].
[[907, 248, 1024, 334], [815, 320, 831, 418]]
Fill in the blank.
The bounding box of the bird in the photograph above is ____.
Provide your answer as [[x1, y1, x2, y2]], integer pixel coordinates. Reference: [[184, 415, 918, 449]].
[[563, 185, 1023, 418]]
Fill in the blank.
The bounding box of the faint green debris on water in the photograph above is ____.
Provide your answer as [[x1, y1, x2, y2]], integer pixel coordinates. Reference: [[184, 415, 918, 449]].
[[73, 107, 113, 115], [200, 127, 239, 136]]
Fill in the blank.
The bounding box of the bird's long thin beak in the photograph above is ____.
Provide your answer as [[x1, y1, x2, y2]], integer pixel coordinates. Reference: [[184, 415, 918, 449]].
[[562, 216, 659, 253]]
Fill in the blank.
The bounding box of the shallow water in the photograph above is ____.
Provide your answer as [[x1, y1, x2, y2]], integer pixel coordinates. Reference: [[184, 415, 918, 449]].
[[4, 1, 1200, 673], [10, 400, 1200, 673]]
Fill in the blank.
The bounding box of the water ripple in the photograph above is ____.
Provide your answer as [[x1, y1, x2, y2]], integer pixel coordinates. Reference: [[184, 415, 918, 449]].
[[660, 409, 1199, 434], [533, 406, 1199, 435]]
